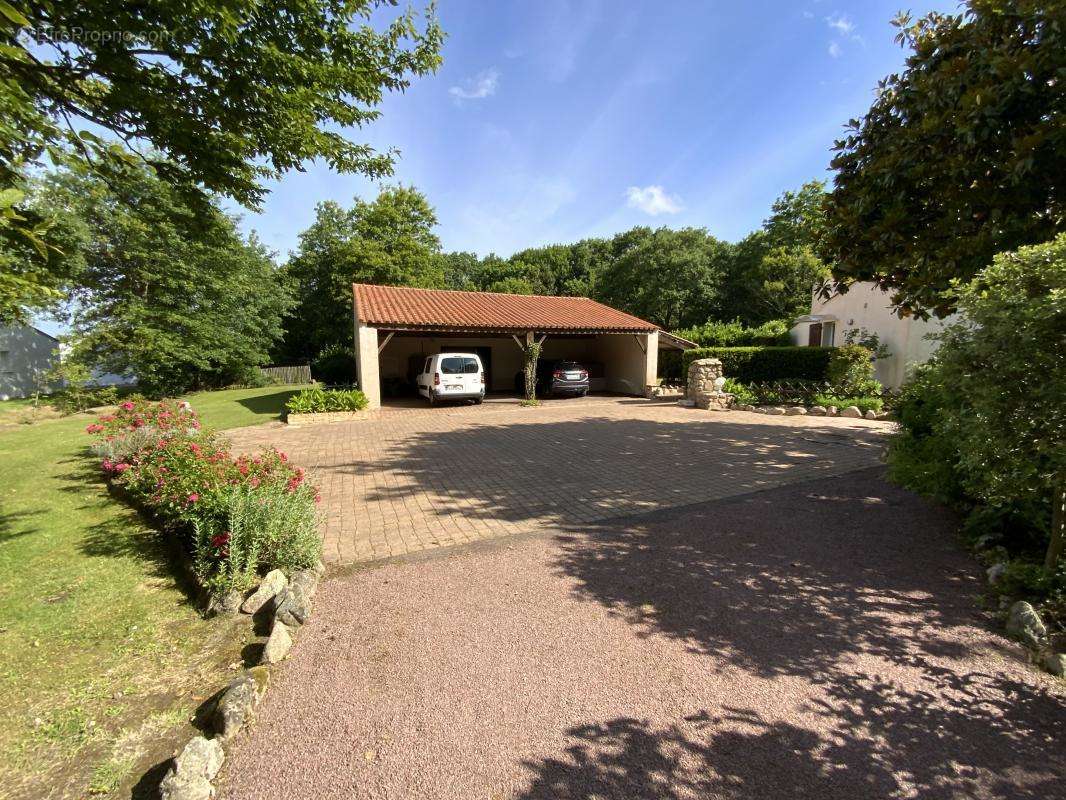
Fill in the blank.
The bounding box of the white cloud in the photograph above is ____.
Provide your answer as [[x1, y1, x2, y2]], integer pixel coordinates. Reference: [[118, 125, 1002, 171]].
[[625, 185, 683, 216], [828, 41, 842, 58], [448, 68, 500, 102], [825, 13, 855, 35]]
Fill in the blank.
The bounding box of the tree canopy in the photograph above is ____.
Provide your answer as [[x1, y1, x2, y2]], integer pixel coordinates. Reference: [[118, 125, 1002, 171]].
[[824, 0, 1066, 316], [0, 0, 441, 323], [36, 160, 293, 396], [0, 0, 442, 208], [278, 185, 444, 360]]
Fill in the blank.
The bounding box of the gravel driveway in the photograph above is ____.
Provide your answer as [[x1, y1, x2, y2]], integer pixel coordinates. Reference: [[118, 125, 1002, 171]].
[[219, 468, 1066, 800]]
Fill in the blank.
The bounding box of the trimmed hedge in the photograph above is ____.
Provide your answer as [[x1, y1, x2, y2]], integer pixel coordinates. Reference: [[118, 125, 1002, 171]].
[[682, 346, 833, 383]]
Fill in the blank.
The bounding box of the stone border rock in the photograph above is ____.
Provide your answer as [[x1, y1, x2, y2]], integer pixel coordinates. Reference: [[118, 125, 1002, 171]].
[[728, 402, 891, 421], [156, 560, 325, 799], [286, 410, 367, 426], [1000, 598, 1066, 679]]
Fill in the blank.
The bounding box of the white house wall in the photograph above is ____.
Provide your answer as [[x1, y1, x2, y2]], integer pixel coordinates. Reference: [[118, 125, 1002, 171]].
[[790, 282, 958, 388]]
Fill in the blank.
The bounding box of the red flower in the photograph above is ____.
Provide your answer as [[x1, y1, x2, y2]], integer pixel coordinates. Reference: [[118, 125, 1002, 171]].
[[121, 401, 135, 411], [211, 532, 230, 549], [85, 423, 104, 434]]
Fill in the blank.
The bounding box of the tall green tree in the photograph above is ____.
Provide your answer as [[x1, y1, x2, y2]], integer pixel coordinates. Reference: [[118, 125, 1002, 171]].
[[0, 0, 442, 321], [595, 227, 728, 330], [824, 0, 1066, 316], [35, 161, 293, 396], [280, 185, 444, 360]]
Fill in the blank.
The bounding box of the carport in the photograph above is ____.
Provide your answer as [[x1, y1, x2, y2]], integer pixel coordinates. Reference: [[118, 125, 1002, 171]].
[[351, 283, 690, 409]]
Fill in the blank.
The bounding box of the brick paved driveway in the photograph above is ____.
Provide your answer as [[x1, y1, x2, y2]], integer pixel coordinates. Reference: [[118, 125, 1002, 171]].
[[226, 397, 892, 564]]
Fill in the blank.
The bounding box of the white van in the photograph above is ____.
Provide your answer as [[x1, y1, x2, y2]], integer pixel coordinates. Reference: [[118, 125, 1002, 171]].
[[416, 352, 486, 405]]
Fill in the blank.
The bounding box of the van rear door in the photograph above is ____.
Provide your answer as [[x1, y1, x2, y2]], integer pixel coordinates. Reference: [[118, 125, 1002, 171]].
[[437, 355, 481, 394]]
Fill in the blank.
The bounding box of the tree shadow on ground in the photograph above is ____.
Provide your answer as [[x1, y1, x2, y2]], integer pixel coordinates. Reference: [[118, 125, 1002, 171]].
[[55, 452, 204, 609], [520, 468, 1066, 797], [236, 389, 302, 419], [548, 467, 982, 679], [345, 415, 887, 528], [517, 669, 1066, 800]]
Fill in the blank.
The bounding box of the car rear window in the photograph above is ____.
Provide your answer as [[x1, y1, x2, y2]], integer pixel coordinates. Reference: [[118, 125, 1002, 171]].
[[440, 356, 479, 375], [557, 361, 583, 370]]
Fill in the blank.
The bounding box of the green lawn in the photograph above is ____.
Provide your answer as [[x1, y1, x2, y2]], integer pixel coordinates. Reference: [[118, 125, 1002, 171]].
[[0, 384, 306, 799]]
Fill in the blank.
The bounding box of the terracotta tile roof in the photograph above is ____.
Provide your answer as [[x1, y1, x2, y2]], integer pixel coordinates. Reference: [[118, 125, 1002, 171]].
[[353, 284, 658, 333]]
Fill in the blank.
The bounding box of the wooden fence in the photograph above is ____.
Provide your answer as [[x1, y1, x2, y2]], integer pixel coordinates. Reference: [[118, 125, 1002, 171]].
[[259, 364, 312, 385]]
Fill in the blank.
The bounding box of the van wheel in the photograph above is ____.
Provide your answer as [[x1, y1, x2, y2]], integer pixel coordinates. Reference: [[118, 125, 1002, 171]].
[[428, 393, 435, 406], [474, 397, 483, 405]]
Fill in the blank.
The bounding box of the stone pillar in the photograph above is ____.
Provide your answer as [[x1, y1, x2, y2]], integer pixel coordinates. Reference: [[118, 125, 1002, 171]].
[[642, 331, 659, 397], [687, 357, 733, 411], [354, 322, 381, 409]]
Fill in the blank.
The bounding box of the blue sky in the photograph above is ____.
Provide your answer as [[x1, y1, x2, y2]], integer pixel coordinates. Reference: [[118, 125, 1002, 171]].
[[228, 0, 959, 260]]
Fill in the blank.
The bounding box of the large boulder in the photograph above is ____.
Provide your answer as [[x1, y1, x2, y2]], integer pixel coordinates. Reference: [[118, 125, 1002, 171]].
[[1006, 601, 1047, 649], [840, 406, 863, 419], [785, 406, 808, 416], [262, 620, 293, 664], [159, 736, 224, 800], [807, 406, 827, 416], [240, 569, 287, 614]]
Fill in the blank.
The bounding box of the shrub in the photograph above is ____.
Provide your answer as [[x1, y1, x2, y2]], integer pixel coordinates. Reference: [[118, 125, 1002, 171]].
[[85, 400, 323, 600], [682, 346, 832, 383], [285, 386, 368, 414], [193, 480, 321, 596], [53, 385, 119, 414], [827, 344, 881, 397], [311, 345, 357, 386], [887, 233, 1066, 586], [812, 394, 884, 414], [722, 378, 757, 406], [674, 318, 791, 347]]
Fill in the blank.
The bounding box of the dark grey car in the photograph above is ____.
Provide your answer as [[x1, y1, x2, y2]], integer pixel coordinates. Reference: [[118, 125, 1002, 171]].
[[514, 359, 590, 397]]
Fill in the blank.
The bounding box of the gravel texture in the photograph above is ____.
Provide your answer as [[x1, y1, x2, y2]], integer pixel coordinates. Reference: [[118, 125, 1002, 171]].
[[219, 468, 1066, 800]]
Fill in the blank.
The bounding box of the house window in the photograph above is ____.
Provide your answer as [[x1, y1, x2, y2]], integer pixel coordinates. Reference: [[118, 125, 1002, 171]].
[[821, 322, 836, 346]]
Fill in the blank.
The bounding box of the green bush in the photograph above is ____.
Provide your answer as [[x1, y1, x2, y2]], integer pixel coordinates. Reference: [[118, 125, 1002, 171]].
[[722, 378, 757, 405], [311, 344, 357, 386], [887, 233, 1065, 593], [52, 384, 120, 414], [674, 318, 791, 347], [285, 386, 369, 414], [812, 394, 884, 414], [827, 344, 881, 397], [682, 346, 832, 383], [85, 400, 323, 599], [193, 481, 322, 596]]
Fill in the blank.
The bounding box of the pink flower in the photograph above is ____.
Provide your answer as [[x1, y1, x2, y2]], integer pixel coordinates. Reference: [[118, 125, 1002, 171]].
[[121, 401, 135, 411], [101, 459, 114, 472], [85, 423, 104, 434], [114, 463, 130, 473], [187, 493, 199, 503]]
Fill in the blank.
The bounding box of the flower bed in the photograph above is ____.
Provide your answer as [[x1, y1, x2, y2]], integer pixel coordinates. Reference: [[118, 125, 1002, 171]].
[[86, 397, 322, 602]]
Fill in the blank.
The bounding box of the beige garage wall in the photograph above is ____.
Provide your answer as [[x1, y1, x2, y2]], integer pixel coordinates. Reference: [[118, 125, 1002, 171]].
[[595, 333, 653, 395]]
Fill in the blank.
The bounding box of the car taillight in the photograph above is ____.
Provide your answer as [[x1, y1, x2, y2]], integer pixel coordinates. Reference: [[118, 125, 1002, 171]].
[[434, 373, 440, 386], [553, 370, 564, 378], [480, 371, 486, 384], [579, 371, 588, 379]]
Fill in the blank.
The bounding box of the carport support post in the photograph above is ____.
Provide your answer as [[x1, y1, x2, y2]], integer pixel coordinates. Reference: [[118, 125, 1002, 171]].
[[354, 321, 381, 409], [643, 330, 659, 396]]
